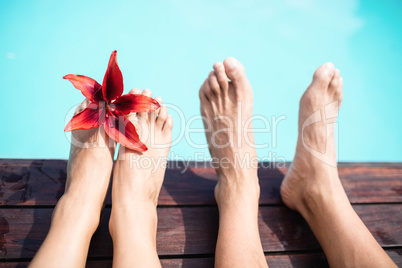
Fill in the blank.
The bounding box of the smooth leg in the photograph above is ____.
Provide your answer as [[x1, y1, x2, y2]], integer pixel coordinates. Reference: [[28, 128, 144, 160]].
[[281, 63, 396, 268], [30, 100, 115, 268], [109, 89, 173, 268], [199, 58, 267, 268]]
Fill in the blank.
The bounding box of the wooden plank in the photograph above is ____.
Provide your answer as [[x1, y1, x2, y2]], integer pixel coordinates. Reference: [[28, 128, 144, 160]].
[[2, 249, 402, 267], [158, 249, 402, 267], [0, 160, 70, 206], [1, 204, 401, 259], [1, 160, 402, 206]]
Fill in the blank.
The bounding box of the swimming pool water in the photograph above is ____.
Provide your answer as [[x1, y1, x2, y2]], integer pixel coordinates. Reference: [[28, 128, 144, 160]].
[[1, 0, 401, 161]]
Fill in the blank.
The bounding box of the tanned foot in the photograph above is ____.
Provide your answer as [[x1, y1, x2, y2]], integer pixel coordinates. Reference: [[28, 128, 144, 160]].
[[280, 62, 345, 214], [199, 57, 259, 209]]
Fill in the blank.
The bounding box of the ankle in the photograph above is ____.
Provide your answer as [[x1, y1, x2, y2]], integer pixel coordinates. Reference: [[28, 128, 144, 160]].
[[112, 176, 162, 208], [298, 180, 349, 220], [64, 183, 106, 210], [214, 176, 260, 208], [53, 194, 101, 234], [109, 203, 158, 239]]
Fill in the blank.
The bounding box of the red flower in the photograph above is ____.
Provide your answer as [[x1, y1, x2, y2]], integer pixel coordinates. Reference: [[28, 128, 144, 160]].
[[64, 50, 160, 152]]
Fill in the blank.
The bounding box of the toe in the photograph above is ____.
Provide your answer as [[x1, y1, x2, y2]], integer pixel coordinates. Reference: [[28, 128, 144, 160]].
[[208, 71, 220, 95], [329, 69, 342, 96], [75, 99, 90, 114], [199, 87, 208, 102], [155, 96, 163, 105], [199, 87, 211, 116], [156, 106, 168, 130], [200, 78, 213, 98], [142, 88, 152, 98], [223, 57, 246, 86], [163, 115, 173, 132], [83, 98, 90, 106], [150, 96, 163, 124], [311, 62, 336, 88], [139, 89, 153, 119], [129, 88, 141, 95], [213, 62, 229, 91], [124, 89, 142, 120]]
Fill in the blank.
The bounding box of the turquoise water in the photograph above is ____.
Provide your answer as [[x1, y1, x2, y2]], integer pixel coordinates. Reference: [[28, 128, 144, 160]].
[[1, 0, 401, 161]]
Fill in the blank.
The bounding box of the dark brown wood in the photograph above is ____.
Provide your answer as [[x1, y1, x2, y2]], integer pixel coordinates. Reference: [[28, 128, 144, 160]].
[[1, 204, 401, 259], [1, 160, 402, 206], [1, 159, 402, 266], [2, 249, 402, 268]]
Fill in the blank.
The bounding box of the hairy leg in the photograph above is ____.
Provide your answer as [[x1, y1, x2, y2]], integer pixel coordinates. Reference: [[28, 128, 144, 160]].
[[281, 63, 396, 268], [200, 58, 267, 268]]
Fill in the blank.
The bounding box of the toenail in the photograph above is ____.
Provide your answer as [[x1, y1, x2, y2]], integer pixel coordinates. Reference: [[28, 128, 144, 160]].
[[225, 58, 237, 69], [325, 68, 335, 76], [213, 62, 223, 69]]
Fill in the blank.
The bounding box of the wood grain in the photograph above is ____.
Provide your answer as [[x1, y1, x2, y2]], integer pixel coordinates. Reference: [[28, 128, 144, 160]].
[[2, 249, 402, 268], [1, 204, 401, 259], [1, 159, 401, 266], [1, 160, 401, 206]]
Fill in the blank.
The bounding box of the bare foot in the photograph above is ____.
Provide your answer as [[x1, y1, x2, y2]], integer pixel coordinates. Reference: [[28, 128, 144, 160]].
[[109, 88, 172, 207], [64, 99, 115, 231], [30, 100, 116, 268], [109, 89, 172, 267], [199, 57, 259, 207], [280, 64, 398, 268], [280, 62, 345, 214], [200, 58, 267, 268]]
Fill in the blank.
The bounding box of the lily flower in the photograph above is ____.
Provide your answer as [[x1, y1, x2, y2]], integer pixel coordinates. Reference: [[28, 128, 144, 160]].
[[64, 50, 160, 152]]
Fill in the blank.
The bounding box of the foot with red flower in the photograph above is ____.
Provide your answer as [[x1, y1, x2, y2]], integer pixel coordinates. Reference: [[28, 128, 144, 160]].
[[63, 51, 160, 152], [31, 50, 161, 268], [109, 88, 173, 267], [30, 99, 116, 268]]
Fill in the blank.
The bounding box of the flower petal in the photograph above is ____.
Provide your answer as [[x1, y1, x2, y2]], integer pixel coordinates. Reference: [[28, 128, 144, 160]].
[[111, 94, 160, 114], [63, 74, 103, 103], [64, 103, 105, 131], [104, 111, 147, 152], [102, 51, 123, 101]]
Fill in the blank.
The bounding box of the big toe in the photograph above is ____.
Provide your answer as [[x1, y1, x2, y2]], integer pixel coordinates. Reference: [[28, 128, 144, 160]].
[[75, 99, 90, 115], [138, 89, 153, 119], [328, 69, 342, 92], [311, 62, 336, 88], [223, 57, 248, 89]]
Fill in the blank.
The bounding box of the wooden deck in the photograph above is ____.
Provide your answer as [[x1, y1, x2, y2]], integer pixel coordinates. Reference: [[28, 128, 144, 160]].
[[0, 159, 402, 267]]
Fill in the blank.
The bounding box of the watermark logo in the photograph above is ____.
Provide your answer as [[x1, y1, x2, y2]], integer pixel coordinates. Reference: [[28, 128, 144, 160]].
[[301, 100, 339, 167], [63, 99, 341, 172]]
